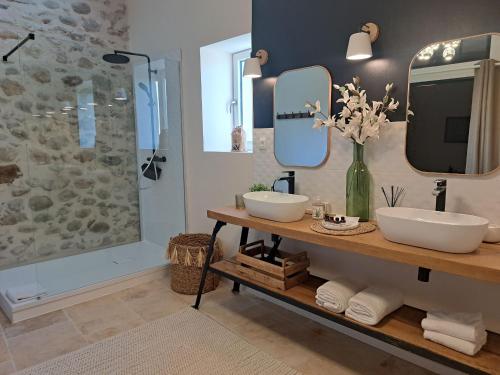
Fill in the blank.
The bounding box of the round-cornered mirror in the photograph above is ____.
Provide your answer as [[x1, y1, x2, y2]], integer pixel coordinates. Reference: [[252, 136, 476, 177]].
[[274, 66, 331, 167], [406, 33, 500, 175]]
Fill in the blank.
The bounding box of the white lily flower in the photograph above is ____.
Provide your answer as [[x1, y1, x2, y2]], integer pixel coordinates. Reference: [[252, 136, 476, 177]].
[[314, 100, 321, 113], [372, 101, 382, 112], [387, 99, 399, 111], [341, 107, 351, 118], [312, 118, 324, 129], [305, 100, 322, 114], [336, 117, 346, 130], [378, 112, 387, 123], [313, 78, 398, 144], [323, 116, 336, 127]]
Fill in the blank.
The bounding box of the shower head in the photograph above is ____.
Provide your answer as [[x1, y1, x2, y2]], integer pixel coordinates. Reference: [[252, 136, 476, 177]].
[[102, 53, 130, 64], [138, 82, 150, 94]]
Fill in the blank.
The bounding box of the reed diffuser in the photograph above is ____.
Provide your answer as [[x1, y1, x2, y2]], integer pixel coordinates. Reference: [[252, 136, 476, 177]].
[[381, 186, 405, 207]]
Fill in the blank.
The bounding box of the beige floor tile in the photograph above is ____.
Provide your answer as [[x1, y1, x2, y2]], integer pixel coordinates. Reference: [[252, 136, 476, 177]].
[[65, 295, 144, 342], [202, 294, 431, 375], [2, 311, 67, 339], [0, 311, 9, 330], [0, 335, 9, 364], [117, 280, 188, 321], [0, 275, 431, 374], [168, 277, 236, 302], [0, 361, 15, 375], [8, 321, 87, 370], [376, 356, 435, 375]]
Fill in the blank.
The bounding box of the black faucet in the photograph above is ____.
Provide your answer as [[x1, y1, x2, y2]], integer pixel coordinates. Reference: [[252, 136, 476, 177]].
[[272, 171, 295, 194], [432, 179, 447, 212]]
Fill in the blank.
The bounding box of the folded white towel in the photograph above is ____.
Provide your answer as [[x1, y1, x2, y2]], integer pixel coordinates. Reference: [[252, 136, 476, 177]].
[[6, 283, 47, 304], [315, 278, 364, 313], [421, 311, 485, 342], [424, 330, 487, 356], [316, 298, 346, 314], [346, 286, 403, 326]]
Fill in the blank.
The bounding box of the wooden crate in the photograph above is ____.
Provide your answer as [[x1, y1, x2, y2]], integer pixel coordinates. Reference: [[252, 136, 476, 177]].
[[235, 240, 309, 290]]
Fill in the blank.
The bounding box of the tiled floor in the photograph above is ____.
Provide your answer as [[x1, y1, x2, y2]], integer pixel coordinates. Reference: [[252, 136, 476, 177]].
[[0, 271, 434, 374]]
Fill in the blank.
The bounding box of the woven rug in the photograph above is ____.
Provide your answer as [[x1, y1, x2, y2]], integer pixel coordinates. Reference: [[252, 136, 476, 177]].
[[17, 308, 300, 375]]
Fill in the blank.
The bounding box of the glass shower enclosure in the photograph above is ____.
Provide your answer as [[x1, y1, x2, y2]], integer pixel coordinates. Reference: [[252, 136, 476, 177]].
[[0, 32, 185, 322]]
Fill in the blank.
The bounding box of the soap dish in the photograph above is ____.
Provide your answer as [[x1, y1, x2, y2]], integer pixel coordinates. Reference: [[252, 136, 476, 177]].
[[484, 224, 500, 243]]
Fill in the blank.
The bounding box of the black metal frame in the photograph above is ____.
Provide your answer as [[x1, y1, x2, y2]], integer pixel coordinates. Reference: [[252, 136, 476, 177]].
[[192, 220, 488, 375], [2, 33, 35, 62], [193, 220, 226, 309], [418, 267, 431, 282]]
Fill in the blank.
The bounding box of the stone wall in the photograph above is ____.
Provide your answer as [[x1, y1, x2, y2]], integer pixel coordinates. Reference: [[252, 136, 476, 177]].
[[0, 0, 140, 269]]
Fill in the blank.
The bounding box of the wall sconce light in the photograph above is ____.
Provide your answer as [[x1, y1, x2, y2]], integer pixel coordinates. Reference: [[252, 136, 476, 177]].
[[346, 22, 380, 61], [243, 49, 269, 79]]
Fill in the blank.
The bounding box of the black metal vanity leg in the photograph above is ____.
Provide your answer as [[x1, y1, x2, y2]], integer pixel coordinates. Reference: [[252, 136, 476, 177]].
[[266, 234, 282, 263], [418, 267, 431, 282], [233, 227, 249, 293], [193, 220, 226, 309]]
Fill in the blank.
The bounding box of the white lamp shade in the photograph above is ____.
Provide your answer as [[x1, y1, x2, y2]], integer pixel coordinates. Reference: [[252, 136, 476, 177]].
[[346, 32, 373, 60], [243, 57, 262, 78]]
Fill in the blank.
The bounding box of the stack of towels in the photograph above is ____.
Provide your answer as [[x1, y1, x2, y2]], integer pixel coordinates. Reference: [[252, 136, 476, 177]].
[[422, 311, 487, 356], [316, 277, 364, 313], [316, 279, 404, 326], [345, 286, 404, 326]]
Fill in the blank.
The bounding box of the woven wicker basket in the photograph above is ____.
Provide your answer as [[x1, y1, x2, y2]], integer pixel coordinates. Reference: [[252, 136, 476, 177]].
[[167, 233, 223, 295]]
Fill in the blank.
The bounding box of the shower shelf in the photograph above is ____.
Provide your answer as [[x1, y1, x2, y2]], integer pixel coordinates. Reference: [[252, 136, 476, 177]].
[[192, 207, 500, 375]]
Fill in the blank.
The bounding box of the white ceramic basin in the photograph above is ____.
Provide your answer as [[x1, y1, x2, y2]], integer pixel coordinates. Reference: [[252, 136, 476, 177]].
[[376, 207, 489, 254], [243, 192, 309, 223]]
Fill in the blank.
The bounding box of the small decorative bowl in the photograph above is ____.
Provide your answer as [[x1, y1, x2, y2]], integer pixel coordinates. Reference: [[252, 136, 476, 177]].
[[484, 224, 500, 243], [321, 216, 360, 231]]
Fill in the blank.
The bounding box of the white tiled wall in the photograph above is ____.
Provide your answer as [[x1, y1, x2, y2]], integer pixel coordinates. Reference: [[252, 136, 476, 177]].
[[253, 123, 500, 333], [254, 122, 500, 223]]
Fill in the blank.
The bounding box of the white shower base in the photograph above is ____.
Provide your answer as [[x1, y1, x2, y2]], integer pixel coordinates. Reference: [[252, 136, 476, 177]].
[[0, 241, 168, 323]]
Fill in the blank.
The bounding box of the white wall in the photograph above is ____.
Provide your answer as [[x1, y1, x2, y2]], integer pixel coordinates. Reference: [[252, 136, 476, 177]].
[[127, 0, 253, 248]]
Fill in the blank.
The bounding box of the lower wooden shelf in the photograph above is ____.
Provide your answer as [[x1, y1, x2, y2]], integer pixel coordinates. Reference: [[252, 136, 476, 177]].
[[209, 259, 500, 375]]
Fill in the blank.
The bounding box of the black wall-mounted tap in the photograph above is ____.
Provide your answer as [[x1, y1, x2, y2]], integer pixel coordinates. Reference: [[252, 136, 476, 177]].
[[432, 179, 447, 212], [272, 171, 295, 194]]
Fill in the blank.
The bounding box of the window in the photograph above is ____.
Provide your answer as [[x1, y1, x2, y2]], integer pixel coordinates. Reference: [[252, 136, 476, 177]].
[[200, 33, 253, 153], [232, 49, 253, 151]]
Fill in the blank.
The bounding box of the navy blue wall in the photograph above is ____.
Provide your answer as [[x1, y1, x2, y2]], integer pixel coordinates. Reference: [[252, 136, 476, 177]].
[[252, 0, 500, 128]]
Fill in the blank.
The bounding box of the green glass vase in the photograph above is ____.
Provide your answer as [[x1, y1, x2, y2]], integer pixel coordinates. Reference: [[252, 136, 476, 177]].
[[346, 142, 370, 221]]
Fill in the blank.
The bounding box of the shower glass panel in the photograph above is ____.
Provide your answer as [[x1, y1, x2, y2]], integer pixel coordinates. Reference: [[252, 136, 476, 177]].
[[16, 34, 141, 264], [0, 31, 185, 309], [0, 33, 36, 268], [135, 54, 186, 246]]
